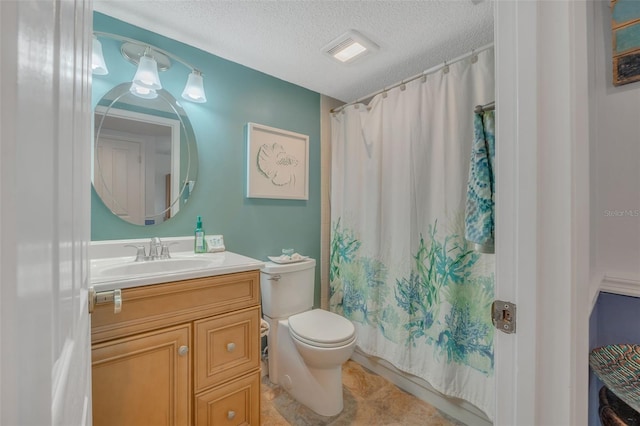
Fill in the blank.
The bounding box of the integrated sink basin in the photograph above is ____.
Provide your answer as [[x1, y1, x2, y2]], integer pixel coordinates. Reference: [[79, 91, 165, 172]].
[[94, 257, 223, 278], [90, 238, 264, 291]]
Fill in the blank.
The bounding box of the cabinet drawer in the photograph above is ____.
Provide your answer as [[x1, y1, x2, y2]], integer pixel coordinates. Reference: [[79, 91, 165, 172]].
[[194, 370, 260, 426], [92, 270, 260, 343], [194, 306, 260, 392]]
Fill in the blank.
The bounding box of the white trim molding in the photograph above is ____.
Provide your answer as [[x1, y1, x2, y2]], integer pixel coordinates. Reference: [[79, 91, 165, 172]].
[[600, 274, 640, 298], [494, 1, 591, 424], [494, 0, 538, 423]]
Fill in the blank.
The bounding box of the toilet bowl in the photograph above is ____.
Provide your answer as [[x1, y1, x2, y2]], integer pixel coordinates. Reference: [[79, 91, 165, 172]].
[[261, 259, 356, 416], [288, 308, 357, 368]]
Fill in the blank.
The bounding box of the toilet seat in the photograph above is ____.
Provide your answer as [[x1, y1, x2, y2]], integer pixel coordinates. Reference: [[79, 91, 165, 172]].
[[288, 309, 356, 348]]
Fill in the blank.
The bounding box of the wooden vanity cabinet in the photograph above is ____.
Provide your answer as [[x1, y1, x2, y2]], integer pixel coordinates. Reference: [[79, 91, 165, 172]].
[[91, 270, 261, 426]]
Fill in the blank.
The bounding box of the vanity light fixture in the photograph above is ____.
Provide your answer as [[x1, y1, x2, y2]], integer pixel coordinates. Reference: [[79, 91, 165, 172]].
[[181, 70, 207, 103], [132, 53, 162, 90], [92, 36, 109, 75], [322, 30, 379, 64], [92, 32, 207, 103]]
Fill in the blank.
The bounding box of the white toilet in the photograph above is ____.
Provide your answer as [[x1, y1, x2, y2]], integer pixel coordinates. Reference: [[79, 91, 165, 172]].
[[260, 258, 356, 416]]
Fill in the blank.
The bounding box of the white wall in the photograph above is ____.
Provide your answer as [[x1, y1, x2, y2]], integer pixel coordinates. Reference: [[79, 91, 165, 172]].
[[591, 0, 640, 288]]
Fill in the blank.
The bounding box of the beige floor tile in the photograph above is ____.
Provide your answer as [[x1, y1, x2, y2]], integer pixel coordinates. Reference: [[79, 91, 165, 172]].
[[260, 360, 464, 426]]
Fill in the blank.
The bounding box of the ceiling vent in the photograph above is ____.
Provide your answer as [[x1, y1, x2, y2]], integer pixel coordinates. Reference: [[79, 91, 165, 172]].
[[322, 30, 379, 64]]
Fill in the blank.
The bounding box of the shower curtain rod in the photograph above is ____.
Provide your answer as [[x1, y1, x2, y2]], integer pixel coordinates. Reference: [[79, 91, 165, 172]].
[[331, 42, 494, 114]]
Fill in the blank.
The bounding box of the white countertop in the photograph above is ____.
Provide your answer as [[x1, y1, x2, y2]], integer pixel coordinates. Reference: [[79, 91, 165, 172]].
[[90, 237, 264, 292]]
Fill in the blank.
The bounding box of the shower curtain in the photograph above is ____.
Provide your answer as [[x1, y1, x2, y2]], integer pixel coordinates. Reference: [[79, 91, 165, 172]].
[[330, 48, 495, 420]]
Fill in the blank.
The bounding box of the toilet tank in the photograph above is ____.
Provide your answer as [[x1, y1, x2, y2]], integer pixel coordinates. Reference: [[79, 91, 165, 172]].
[[260, 258, 316, 318]]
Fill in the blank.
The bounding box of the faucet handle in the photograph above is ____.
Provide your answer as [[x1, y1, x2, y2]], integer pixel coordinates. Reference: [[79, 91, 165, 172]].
[[124, 244, 147, 262], [160, 242, 178, 259]]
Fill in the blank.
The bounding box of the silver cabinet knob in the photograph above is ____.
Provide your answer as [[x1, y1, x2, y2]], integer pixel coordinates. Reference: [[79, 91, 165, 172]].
[[227, 410, 236, 420], [178, 345, 189, 356], [226, 342, 236, 352]]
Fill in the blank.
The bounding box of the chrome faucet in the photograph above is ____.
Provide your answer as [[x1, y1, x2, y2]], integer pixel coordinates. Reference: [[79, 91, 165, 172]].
[[125, 237, 171, 261], [149, 237, 162, 260]]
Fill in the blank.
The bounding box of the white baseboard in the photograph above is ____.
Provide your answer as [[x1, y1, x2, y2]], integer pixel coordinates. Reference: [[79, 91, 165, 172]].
[[351, 349, 492, 426]]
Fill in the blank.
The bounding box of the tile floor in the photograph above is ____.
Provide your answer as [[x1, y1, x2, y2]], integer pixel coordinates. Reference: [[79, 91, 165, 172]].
[[260, 360, 465, 425]]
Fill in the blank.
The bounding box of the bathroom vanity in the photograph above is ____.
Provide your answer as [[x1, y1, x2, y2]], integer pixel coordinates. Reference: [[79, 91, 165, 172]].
[[89, 239, 264, 426]]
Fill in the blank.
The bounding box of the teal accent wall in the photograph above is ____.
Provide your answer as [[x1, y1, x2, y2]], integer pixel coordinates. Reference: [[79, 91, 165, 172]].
[[92, 13, 322, 305]]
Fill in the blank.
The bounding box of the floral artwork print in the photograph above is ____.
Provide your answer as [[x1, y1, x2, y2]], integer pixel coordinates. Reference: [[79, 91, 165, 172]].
[[257, 142, 300, 187]]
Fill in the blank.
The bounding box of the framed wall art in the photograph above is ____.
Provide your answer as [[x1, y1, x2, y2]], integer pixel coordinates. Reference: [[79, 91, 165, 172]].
[[246, 122, 309, 200], [611, 0, 640, 86]]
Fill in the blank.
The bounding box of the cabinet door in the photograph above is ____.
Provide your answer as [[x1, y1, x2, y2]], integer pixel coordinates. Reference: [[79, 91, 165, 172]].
[[195, 371, 260, 426], [92, 324, 191, 426], [194, 306, 260, 392]]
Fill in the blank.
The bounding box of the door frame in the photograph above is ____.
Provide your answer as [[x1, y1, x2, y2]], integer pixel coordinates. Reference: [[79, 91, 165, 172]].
[[494, 1, 590, 424]]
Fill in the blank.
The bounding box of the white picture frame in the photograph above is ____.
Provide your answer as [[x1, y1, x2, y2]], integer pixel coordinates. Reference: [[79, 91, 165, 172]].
[[246, 122, 309, 200]]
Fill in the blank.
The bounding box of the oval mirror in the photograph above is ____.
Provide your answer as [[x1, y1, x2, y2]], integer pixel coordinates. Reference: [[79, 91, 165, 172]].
[[93, 83, 198, 226]]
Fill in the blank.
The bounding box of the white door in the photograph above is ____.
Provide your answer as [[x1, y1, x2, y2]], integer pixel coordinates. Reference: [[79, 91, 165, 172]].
[[494, 1, 590, 425], [0, 0, 93, 424], [95, 136, 145, 225]]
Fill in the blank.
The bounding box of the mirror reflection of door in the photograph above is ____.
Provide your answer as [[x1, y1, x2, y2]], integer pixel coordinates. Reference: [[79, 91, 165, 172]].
[[94, 107, 180, 225], [94, 134, 145, 224]]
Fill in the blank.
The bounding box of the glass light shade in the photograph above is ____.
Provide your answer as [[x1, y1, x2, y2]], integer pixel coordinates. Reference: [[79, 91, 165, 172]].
[[92, 37, 109, 75], [133, 55, 162, 90], [181, 71, 207, 103], [129, 82, 158, 99]]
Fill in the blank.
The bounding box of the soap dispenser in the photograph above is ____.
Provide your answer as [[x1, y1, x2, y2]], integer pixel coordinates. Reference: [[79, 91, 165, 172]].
[[194, 216, 206, 253]]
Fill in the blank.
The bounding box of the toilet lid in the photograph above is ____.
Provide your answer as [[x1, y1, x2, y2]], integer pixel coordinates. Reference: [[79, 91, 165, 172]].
[[288, 309, 356, 348]]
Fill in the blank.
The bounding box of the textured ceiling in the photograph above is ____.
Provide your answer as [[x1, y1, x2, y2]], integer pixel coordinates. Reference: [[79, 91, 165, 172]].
[[94, 0, 494, 103]]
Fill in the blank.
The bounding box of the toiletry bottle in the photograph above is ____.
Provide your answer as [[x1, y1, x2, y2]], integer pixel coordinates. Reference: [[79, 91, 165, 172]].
[[194, 216, 206, 253]]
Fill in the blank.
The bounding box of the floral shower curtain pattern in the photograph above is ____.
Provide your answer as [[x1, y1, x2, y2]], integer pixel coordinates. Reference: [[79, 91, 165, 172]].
[[330, 48, 496, 420]]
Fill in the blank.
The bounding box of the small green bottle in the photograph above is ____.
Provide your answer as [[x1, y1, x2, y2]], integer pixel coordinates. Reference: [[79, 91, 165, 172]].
[[194, 216, 206, 253]]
